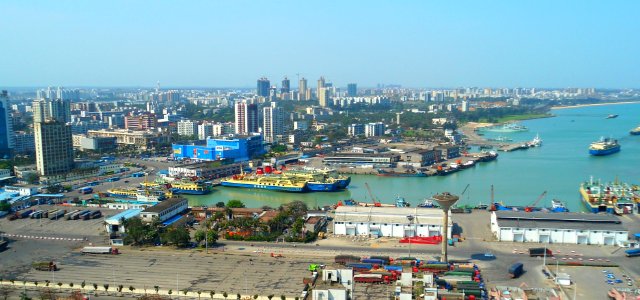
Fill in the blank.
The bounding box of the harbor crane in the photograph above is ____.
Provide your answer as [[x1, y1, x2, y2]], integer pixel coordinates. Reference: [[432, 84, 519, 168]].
[[364, 182, 381, 207], [525, 191, 547, 212]]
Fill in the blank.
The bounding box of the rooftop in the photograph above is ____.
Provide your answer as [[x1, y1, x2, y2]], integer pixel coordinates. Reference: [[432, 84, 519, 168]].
[[142, 197, 187, 214], [334, 206, 449, 225], [495, 211, 627, 231], [105, 209, 142, 223]]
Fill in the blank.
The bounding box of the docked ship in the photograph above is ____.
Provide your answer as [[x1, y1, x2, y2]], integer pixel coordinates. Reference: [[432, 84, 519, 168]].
[[580, 177, 638, 214], [376, 169, 428, 177], [282, 168, 351, 191], [549, 199, 569, 212], [221, 174, 308, 192], [526, 134, 542, 147], [630, 126, 640, 135], [168, 180, 213, 195], [589, 137, 620, 156], [108, 188, 138, 198], [481, 122, 529, 133]]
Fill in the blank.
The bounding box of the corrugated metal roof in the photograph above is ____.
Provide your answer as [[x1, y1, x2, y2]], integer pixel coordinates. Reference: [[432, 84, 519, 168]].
[[105, 209, 142, 223]]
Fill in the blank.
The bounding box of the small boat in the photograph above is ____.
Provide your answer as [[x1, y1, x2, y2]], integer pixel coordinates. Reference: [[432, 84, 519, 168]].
[[462, 160, 475, 168], [589, 137, 620, 156], [526, 134, 542, 147], [606, 114, 619, 119], [418, 198, 435, 208], [630, 126, 640, 136], [395, 196, 410, 207], [549, 199, 569, 212]]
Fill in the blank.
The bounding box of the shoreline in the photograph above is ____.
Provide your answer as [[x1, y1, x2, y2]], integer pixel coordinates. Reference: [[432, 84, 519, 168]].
[[551, 101, 640, 110]]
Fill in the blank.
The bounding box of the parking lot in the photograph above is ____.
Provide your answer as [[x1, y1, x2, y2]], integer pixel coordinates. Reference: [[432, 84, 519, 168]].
[[556, 266, 638, 299]]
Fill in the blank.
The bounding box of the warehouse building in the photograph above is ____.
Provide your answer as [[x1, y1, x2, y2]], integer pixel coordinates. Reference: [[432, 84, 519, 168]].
[[490, 211, 628, 245], [333, 206, 451, 238], [140, 196, 188, 223]]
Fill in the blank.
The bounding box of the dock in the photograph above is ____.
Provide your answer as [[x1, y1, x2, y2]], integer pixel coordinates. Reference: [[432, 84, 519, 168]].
[[498, 143, 530, 152]]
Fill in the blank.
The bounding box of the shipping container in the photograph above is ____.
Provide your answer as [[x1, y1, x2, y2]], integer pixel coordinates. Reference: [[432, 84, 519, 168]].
[[625, 248, 640, 257]]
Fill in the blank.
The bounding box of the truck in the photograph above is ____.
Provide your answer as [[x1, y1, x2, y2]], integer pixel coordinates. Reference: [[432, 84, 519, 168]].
[[335, 255, 360, 265], [353, 274, 391, 284], [529, 247, 553, 257], [508, 262, 524, 278], [625, 248, 640, 257], [81, 246, 119, 254], [32, 261, 58, 271], [48, 209, 66, 220], [76, 210, 91, 220]]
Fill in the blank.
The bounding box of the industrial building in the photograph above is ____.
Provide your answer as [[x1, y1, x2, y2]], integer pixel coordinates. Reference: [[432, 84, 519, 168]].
[[172, 134, 264, 162], [323, 153, 399, 168], [490, 211, 629, 245], [333, 206, 452, 238]]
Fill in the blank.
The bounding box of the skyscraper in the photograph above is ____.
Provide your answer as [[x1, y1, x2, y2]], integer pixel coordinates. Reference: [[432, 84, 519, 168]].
[[318, 87, 331, 107], [0, 91, 14, 158], [280, 77, 290, 95], [234, 100, 259, 135], [317, 76, 326, 98], [34, 121, 74, 176], [263, 102, 285, 143], [298, 78, 308, 101], [347, 83, 357, 97], [257, 77, 270, 97], [33, 98, 71, 123]]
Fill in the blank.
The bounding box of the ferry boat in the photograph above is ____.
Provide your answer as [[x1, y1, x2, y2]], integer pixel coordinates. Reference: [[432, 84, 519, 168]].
[[108, 188, 138, 198], [169, 180, 213, 195], [221, 174, 308, 192], [287, 172, 340, 192], [630, 126, 640, 135], [377, 169, 428, 177], [282, 168, 351, 189], [589, 137, 620, 156], [579, 177, 638, 214]]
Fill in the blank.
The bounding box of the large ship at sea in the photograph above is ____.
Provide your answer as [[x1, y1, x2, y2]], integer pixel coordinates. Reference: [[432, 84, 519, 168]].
[[589, 137, 620, 156], [579, 177, 638, 214], [630, 125, 640, 135], [221, 174, 309, 192]]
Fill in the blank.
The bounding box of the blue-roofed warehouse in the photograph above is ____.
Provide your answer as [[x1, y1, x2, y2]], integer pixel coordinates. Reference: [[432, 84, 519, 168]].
[[104, 209, 142, 234]]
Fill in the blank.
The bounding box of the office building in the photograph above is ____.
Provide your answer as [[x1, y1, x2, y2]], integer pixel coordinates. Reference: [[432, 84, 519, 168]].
[[293, 121, 308, 131], [280, 77, 290, 95], [72, 135, 117, 151], [34, 121, 74, 176], [125, 113, 157, 130], [13, 132, 35, 154], [87, 129, 170, 150], [140, 197, 188, 223], [347, 83, 357, 97], [299, 78, 308, 101], [347, 124, 364, 136], [263, 102, 285, 143], [172, 134, 265, 162], [317, 76, 326, 95], [257, 77, 270, 97], [234, 100, 259, 134], [365, 122, 385, 137], [0, 91, 14, 158], [177, 120, 198, 136]]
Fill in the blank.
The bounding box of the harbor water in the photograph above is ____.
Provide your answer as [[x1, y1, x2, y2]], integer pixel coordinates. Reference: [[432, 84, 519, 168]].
[[187, 103, 640, 211]]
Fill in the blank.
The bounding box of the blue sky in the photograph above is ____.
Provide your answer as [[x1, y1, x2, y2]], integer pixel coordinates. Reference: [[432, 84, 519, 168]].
[[1, 1, 639, 88]]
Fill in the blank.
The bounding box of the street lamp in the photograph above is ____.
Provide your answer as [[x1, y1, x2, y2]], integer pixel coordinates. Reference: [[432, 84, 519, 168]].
[[406, 215, 415, 258]]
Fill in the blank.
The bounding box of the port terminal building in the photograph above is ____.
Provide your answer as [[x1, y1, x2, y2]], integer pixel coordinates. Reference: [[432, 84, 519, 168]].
[[490, 211, 628, 245], [172, 134, 265, 162], [332, 206, 452, 238]]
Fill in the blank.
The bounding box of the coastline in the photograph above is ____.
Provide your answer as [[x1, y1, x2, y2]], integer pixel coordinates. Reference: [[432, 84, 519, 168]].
[[551, 101, 640, 110]]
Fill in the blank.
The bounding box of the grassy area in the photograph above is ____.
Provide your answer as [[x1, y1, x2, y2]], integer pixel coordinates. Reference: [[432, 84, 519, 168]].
[[477, 113, 553, 123]]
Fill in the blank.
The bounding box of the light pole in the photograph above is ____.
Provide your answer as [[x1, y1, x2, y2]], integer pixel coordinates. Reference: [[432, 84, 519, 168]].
[[406, 215, 415, 258]]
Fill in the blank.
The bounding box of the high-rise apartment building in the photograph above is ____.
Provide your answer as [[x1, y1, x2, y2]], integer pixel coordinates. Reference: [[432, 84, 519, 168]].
[[0, 91, 14, 158], [257, 77, 270, 97], [347, 83, 357, 97], [33, 98, 71, 123], [281, 77, 290, 95], [198, 123, 214, 140], [125, 113, 157, 130], [234, 100, 259, 134], [347, 124, 364, 136], [317, 76, 326, 95], [298, 78, 308, 101], [318, 87, 331, 107], [34, 121, 74, 176], [177, 120, 198, 136], [263, 102, 285, 143]]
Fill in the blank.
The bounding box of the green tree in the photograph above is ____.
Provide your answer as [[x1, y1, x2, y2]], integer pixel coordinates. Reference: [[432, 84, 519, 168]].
[[267, 295, 274, 300], [194, 229, 218, 245], [226, 200, 245, 208], [23, 173, 38, 184], [93, 283, 98, 291], [210, 291, 215, 299], [215, 202, 226, 208], [161, 227, 191, 248], [103, 284, 109, 293], [237, 293, 241, 299], [154, 286, 159, 294], [222, 291, 228, 299], [129, 286, 135, 293]]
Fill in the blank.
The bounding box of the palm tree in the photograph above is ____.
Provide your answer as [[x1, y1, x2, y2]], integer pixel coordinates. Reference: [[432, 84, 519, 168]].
[[209, 291, 215, 299], [103, 284, 109, 294], [129, 286, 136, 294], [81, 281, 86, 291], [236, 293, 241, 300], [222, 291, 228, 299], [93, 283, 98, 293], [197, 290, 202, 300], [154, 286, 160, 294], [267, 295, 274, 300], [280, 295, 286, 300]]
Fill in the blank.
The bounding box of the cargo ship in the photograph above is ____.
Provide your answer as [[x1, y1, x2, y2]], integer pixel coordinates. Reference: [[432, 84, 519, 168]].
[[579, 177, 638, 214], [168, 180, 213, 195], [630, 126, 640, 135], [221, 174, 308, 192], [376, 169, 428, 177], [589, 137, 620, 156]]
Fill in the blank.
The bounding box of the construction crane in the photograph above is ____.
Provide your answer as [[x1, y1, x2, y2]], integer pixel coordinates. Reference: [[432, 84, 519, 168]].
[[364, 182, 381, 207], [525, 191, 547, 212], [460, 184, 470, 198]]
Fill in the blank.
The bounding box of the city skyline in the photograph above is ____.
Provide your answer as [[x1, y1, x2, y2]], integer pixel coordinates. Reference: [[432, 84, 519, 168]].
[[1, 1, 639, 89]]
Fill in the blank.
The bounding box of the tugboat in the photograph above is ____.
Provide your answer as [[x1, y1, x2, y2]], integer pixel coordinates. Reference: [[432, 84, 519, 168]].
[[418, 198, 435, 208], [549, 199, 569, 212], [526, 134, 542, 147], [589, 137, 620, 156]]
